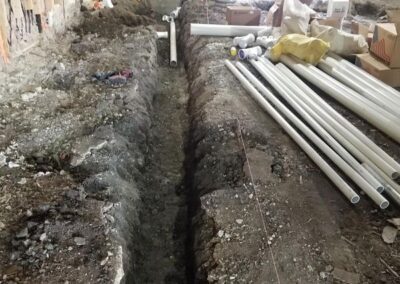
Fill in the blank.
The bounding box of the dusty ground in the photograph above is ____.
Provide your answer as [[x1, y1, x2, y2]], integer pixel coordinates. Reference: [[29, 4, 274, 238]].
[[0, 0, 400, 284], [181, 1, 400, 283]]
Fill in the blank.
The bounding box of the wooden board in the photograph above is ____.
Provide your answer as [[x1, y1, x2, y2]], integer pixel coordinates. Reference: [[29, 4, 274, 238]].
[[0, 0, 10, 62]]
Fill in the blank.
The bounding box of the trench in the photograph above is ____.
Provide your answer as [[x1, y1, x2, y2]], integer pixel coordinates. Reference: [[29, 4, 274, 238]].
[[125, 38, 195, 283]]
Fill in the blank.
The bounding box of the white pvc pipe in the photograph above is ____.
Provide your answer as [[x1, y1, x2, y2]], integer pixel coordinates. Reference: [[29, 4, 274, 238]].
[[156, 31, 168, 39], [255, 36, 276, 49], [170, 20, 177, 67], [238, 46, 262, 60], [274, 61, 400, 179], [224, 60, 360, 204], [247, 60, 388, 209], [254, 59, 385, 194], [363, 163, 400, 206], [191, 24, 267, 37], [280, 55, 400, 144], [324, 56, 400, 108], [328, 53, 400, 101], [318, 59, 400, 117]]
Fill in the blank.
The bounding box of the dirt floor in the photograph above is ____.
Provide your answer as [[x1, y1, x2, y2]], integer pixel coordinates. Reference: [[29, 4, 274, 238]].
[[0, 0, 399, 284]]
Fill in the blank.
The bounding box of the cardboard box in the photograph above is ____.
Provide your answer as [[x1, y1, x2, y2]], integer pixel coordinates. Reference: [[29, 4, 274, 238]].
[[356, 53, 400, 87], [351, 20, 370, 38], [226, 6, 261, 26], [370, 10, 400, 68]]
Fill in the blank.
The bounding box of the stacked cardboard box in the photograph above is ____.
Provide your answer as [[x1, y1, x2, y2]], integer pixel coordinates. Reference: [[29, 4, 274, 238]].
[[354, 10, 400, 88]]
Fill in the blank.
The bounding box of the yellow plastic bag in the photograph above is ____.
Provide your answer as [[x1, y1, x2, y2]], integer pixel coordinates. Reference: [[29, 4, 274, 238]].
[[270, 34, 330, 65]]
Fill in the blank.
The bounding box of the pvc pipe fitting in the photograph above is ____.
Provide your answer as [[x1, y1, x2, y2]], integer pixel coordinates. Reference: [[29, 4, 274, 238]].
[[233, 34, 255, 49], [239, 46, 262, 60], [256, 36, 276, 49], [170, 7, 181, 19], [156, 32, 168, 39]]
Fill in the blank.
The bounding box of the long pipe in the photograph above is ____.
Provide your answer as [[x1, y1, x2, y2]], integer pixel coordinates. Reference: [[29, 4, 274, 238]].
[[253, 59, 384, 194], [363, 164, 400, 206], [328, 53, 400, 101], [170, 20, 177, 67], [224, 60, 360, 204], [246, 60, 388, 209], [191, 24, 267, 37], [274, 60, 400, 179], [280, 55, 400, 144], [318, 59, 400, 117], [323, 56, 400, 108], [283, 56, 399, 124]]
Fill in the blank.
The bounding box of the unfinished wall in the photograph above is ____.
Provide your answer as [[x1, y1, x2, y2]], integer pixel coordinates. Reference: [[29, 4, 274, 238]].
[[0, 0, 79, 67]]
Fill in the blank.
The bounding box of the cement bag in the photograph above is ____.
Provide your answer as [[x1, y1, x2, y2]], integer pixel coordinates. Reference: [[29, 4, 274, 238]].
[[310, 20, 369, 55], [270, 34, 330, 64], [281, 0, 316, 35]]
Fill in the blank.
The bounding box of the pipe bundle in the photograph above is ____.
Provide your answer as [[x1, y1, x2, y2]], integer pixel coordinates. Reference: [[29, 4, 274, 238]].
[[225, 56, 400, 209]]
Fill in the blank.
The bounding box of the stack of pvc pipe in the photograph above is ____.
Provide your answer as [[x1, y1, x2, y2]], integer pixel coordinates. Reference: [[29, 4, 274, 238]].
[[279, 55, 400, 144], [224, 57, 400, 208], [318, 55, 400, 119]]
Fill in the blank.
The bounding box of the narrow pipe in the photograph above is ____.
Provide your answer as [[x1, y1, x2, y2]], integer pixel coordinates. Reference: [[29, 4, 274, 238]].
[[253, 60, 385, 194], [170, 20, 177, 67], [328, 52, 400, 100], [280, 55, 400, 144], [224, 60, 360, 204], [274, 61, 400, 179], [191, 24, 267, 37], [363, 163, 400, 206], [156, 31, 168, 39], [318, 59, 400, 117], [323, 56, 400, 108], [246, 60, 388, 209]]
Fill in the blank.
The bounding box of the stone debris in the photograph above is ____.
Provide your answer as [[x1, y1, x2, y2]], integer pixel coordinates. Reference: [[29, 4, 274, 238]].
[[217, 230, 224, 238], [74, 237, 86, 246], [16, 228, 29, 239], [8, 161, 20, 168], [382, 226, 398, 244], [235, 219, 243, 225], [17, 178, 27, 185], [0, 152, 6, 167]]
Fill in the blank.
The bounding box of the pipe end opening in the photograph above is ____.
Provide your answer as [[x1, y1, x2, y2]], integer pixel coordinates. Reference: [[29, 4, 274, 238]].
[[170, 61, 178, 67], [380, 201, 390, 209], [391, 172, 400, 180], [351, 196, 360, 204], [377, 186, 385, 194]]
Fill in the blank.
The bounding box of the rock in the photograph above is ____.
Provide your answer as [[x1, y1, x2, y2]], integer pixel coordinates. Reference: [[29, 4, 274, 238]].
[[100, 256, 109, 266], [320, 271, 328, 280], [217, 230, 224, 238], [388, 218, 400, 229], [16, 227, 29, 239], [0, 152, 6, 167], [8, 161, 20, 168], [325, 264, 334, 272], [0, 221, 5, 230], [235, 219, 243, 225], [382, 226, 398, 244], [74, 237, 86, 246], [333, 268, 360, 284], [17, 178, 27, 185], [27, 221, 38, 229], [39, 233, 47, 242]]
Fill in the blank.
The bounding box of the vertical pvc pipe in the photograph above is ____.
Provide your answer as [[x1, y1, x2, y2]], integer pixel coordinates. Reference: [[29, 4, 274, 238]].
[[170, 20, 177, 67], [224, 60, 360, 204]]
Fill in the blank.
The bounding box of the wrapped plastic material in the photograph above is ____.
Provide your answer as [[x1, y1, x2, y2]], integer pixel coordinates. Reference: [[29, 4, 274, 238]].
[[281, 0, 316, 35], [270, 34, 330, 64], [311, 20, 369, 55]]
